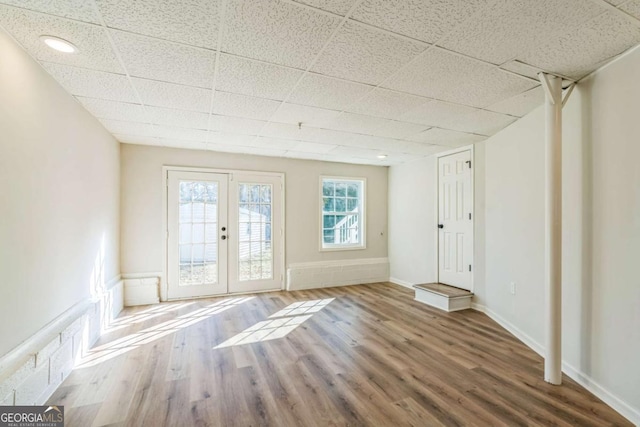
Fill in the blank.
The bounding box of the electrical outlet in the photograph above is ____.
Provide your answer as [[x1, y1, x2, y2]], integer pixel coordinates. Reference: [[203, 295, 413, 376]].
[[510, 282, 516, 295]]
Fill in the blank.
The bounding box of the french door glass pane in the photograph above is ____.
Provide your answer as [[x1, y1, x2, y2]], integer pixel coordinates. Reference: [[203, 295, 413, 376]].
[[178, 181, 218, 286], [238, 183, 273, 281]]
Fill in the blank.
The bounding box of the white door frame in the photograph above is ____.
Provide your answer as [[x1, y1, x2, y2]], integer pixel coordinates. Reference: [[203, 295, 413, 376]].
[[162, 166, 286, 301], [434, 145, 474, 292]]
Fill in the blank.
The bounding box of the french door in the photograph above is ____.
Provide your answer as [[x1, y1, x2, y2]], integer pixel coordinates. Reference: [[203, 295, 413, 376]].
[[167, 170, 283, 300]]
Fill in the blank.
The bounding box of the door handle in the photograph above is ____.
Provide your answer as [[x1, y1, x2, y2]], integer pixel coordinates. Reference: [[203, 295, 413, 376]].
[[221, 235, 227, 240], [438, 224, 444, 229]]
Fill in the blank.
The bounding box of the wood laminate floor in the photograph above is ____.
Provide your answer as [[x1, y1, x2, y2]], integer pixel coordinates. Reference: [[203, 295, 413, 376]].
[[47, 283, 631, 426]]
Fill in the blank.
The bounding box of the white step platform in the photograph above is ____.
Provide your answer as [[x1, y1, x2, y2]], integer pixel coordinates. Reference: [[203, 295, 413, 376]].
[[414, 283, 473, 312]]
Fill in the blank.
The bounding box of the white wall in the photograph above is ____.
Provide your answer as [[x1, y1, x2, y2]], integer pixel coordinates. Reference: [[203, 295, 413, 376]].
[[120, 144, 388, 287], [0, 29, 120, 358], [388, 155, 437, 286], [481, 51, 640, 420], [388, 45, 640, 424], [388, 145, 486, 305], [483, 108, 547, 344], [562, 50, 640, 419]]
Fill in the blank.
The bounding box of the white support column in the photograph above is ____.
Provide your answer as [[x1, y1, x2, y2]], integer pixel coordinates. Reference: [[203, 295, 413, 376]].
[[539, 73, 563, 385]]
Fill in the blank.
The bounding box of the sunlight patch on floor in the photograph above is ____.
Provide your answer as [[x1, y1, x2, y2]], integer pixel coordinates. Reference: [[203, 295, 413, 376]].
[[268, 298, 334, 318], [104, 302, 196, 332], [214, 298, 335, 349], [76, 296, 254, 368]]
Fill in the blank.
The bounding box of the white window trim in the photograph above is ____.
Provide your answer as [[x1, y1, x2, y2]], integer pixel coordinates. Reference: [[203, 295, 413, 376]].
[[319, 176, 367, 252]]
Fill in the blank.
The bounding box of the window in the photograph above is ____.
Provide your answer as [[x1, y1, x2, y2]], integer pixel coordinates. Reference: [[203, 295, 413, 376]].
[[321, 177, 365, 250]]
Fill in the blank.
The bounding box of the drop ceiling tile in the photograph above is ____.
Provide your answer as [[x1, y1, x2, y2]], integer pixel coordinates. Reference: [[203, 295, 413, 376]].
[[346, 133, 405, 151], [216, 54, 303, 100], [289, 141, 337, 153], [369, 120, 429, 139], [212, 91, 281, 121], [209, 115, 266, 135], [252, 137, 299, 151], [114, 134, 162, 146], [328, 145, 380, 160], [42, 62, 137, 102], [402, 99, 516, 135], [291, 0, 357, 15], [351, 0, 491, 44], [486, 87, 544, 117], [521, 11, 640, 80], [207, 141, 252, 153], [154, 125, 209, 142], [620, 1, 640, 20], [311, 20, 426, 85], [210, 131, 258, 146], [376, 152, 423, 164], [270, 103, 341, 127], [384, 48, 537, 108], [0, 6, 122, 73], [110, 31, 216, 88], [604, 0, 627, 6], [76, 97, 148, 122], [407, 128, 486, 146], [259, 122, 353, 145], [95, 0, 220, 49], [325, 112, 393, 134], [222, 0, 340, 69], [439, 0, 606, 65], [401, 99, 478, 127], [287, 73, 372, 110], [500, 60, 545, 80], [133, 78, 212, 112], [100, 119, 154, 136], [395, 141, 443, 156], [0, 0, 100, 23], [345, 88, 429, 119], [452, 110, 517, 135], [145, 106, 210, 129]]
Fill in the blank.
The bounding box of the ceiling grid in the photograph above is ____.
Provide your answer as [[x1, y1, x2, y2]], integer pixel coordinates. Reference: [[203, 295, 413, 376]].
[[0, 0, 639, 165]]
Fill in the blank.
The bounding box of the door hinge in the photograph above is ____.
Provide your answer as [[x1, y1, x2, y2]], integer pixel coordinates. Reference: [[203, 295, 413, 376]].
[[469, 265, 472, 272], [466, 160, 471, 168]]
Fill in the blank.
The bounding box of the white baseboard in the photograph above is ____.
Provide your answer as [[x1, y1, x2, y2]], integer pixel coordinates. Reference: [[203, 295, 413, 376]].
[[561, 362, 640, 425], [0, 277, 124, 406], [389, 277, 414, 289], [471, 303, 639, 425], [287, 258, 389, 291], [475, 304, 544, 357]]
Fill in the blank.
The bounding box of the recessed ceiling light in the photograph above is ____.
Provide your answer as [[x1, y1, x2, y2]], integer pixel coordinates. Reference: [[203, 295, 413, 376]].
[[377, 154, 388, 159], [40, 36, 77, 53]]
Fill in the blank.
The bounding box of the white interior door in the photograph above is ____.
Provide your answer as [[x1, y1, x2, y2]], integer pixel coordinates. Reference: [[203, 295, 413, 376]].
[[228, 174, 283, 294], [167, 171, 229, 299], [438, 150, 473, 290]]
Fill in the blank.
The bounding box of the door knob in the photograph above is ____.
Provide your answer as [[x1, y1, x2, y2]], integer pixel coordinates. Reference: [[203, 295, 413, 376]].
[[221, 235, 227, 240], [438, 224, 444, 229]]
